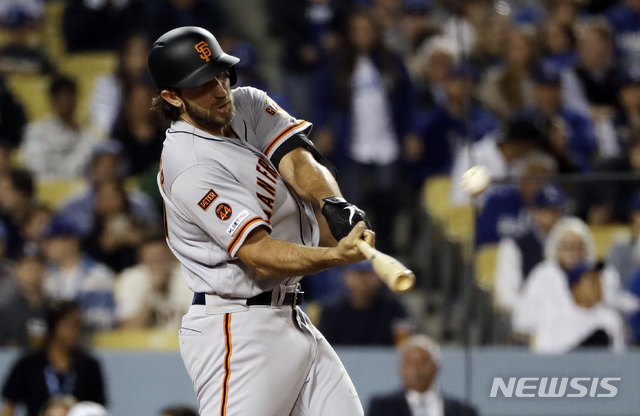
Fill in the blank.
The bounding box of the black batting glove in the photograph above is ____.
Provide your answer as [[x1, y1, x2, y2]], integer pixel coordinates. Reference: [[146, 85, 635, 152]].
[[321, 197, 372, 241]]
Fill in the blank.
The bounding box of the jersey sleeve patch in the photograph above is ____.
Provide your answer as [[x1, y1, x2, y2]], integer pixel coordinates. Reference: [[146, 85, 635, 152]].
[[198, 189, 219, 211], [226, 210, 250, 236], [265, 96, 290, 118], [215, 203, 233, 220], [226, 216, 266, 255]]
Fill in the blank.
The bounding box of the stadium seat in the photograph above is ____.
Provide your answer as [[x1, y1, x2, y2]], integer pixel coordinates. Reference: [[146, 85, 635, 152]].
[[125, 177, 140, 192], [447, 205, 475, 244], [590, 225, 632, 260], [36, 179, 87, 208], [42, 0, 66, 63], [304, 301, 321, 326], [475, 244, 498, 292], [93, 329, 179, 350], [6, 74, 51, 121], [422, 176, 475, 243], [422, 176, 452, 223]]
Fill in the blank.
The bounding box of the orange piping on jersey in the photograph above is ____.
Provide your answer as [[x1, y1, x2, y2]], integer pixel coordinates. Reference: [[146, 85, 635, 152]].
[[220, 313, 232, 416], [162, 202, 169, 241], [226, 216, 266, 254], [264, 120, 309, 156]]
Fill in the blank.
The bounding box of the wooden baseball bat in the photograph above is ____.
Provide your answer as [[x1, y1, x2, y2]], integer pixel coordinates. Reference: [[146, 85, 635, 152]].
[[355, 239, 415, 294]]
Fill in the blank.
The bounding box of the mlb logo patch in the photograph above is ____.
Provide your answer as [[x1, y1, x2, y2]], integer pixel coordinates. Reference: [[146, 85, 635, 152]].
[[198, 189, 219, 211], [227, 210, 250, 236]]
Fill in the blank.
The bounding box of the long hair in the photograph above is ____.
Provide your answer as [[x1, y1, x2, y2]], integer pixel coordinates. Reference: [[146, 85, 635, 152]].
[[95, 179, 132, 215], [115, 33, 151, 87], [498, 25, 538, 110], [335, 9, 401, 109], [114, 80, 165, 131], [544, 216, 596, 263], [151, 92, 182, 122]]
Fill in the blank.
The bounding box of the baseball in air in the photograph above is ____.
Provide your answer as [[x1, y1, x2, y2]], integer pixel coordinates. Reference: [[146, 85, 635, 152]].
[[460, 165, 492, 195]]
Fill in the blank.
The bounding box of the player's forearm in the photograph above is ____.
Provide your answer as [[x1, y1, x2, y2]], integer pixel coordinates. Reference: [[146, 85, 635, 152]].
[[240, 237, 344, 278], [238, 226, 369, 278], [279, 148, 341, 206]]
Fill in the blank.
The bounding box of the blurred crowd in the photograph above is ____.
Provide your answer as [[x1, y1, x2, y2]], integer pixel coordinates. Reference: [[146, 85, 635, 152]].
[[266, 0, 640, 354], [0, 0, 639, 414], [0, 0, 640, 408]]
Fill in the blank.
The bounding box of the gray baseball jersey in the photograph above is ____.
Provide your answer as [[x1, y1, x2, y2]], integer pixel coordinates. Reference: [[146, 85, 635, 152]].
[[166, 86, 365, 416], [158, 86, 320, 298]]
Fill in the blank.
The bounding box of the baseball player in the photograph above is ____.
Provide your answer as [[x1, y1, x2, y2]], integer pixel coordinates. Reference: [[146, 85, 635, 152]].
[[148, 27, 374, 416]]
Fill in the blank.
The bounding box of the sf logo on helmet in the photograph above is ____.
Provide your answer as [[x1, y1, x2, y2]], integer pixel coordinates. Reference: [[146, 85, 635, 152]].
[[195, 41, 212, 62]]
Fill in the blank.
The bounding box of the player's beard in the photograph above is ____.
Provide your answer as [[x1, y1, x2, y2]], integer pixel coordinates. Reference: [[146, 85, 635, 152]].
[[183, 95, 236, 131]]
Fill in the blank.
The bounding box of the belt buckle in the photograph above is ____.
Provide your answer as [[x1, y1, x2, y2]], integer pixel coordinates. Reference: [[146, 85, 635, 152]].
[[292, 291, 304, 307]]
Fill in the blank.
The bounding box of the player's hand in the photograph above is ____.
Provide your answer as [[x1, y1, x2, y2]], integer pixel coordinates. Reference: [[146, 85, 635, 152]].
[[332, 221, 375, 263], [321, 197, 372, 241]]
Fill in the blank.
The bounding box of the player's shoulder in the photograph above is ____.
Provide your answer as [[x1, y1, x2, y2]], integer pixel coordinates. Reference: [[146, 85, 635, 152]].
[[232, 86, 268, 108], [162, 122, 201, 172]]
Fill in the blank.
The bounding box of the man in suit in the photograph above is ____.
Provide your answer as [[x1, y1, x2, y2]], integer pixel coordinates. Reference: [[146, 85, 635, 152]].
[[367, 335, 478, 416]]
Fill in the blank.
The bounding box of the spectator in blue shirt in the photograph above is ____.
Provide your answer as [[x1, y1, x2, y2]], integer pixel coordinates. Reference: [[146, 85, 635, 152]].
[[495, 183, 567, 314], [410, 64, 499, 181], [41, 216, 116, 331], [606, 0, 640, 70], [58, 141, 160, 238], [526, 65, 598, 172], [540, 19, 578, 73], [607, 189, 640, 286], [476, 151, 557, 247], [626, 268, 640, 344], [514, 0, 582, 27], [614, 68, 640, 146], [563, 19, 620, 113], [562, 19, 622, 160], [0, 168, 35, 259], [575, 126, 640, 224], [266, 0, 350, 121]]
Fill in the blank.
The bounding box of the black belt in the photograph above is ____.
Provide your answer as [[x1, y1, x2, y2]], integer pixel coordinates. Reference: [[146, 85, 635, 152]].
[[192, 291, 304, 307]]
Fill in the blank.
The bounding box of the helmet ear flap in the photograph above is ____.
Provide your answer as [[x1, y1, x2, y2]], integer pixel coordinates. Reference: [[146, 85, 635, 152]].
[[229, 66, 237, 86]]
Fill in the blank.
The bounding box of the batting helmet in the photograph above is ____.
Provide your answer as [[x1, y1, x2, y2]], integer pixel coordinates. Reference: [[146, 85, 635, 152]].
[[148, 26, 239, 90]]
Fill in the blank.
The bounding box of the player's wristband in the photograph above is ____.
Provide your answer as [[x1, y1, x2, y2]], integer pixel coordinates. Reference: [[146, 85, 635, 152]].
[[321, 197, 371, 240]]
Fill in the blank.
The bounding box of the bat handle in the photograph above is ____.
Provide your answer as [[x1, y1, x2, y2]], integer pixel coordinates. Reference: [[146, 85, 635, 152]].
[[355, 239, 376, 259]]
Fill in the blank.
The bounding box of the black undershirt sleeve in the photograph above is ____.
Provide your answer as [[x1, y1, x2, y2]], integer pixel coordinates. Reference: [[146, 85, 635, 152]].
[[270, 132, 338, 178]]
